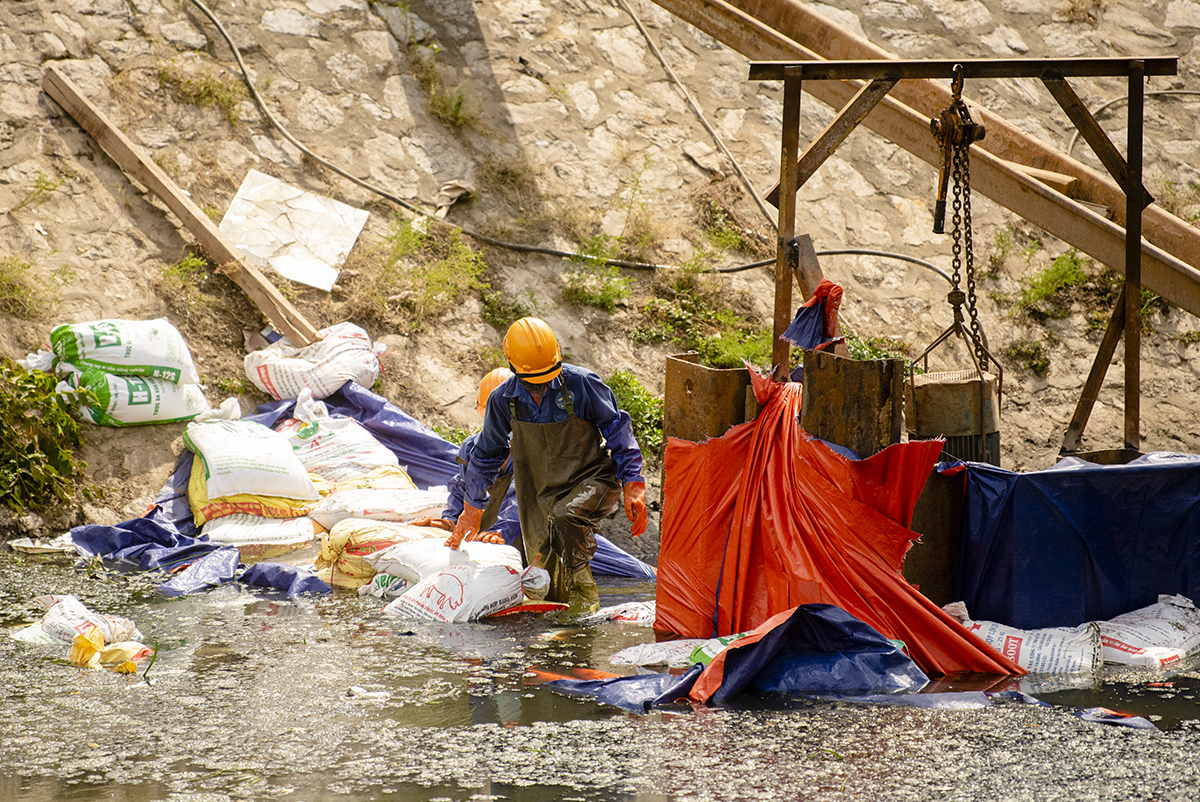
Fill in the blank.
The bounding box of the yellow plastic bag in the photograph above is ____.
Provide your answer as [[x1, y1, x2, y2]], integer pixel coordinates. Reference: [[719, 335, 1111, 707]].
[[68, 627, 151, 671], [189, 454, 314, 525]]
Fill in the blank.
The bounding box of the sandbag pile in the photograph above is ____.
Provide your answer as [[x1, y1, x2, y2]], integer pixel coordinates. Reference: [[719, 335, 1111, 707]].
[[24, 318, 210, 426], [245, 321, 385, 400]]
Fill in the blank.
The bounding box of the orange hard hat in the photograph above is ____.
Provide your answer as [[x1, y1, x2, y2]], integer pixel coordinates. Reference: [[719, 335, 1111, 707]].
[[502, 317, 562, 384], [476, 367, 513, 416]]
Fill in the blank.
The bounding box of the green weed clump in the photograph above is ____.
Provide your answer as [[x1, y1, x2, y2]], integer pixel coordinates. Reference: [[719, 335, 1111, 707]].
[[161, 253, 209, 292], [0, 256, 63, 319], [1151, 177, 1200, 224], [0, 358, 93, 514], [482, 288, 539, 332], [1017, 248, 1090, 318], [433, 423, 473, 445], [607, 370, 664, 457], [410, 45, 474, 129], [158, 60, 245, 125], [1006, 339, 1051, 377], [561, 235, 633, 311], [843, 326, 909, 363], [5, 172, 62, 215], [362, 217, 486, 329]]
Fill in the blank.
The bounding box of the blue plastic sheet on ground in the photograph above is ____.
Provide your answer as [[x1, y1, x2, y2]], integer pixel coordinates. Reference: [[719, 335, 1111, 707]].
[[157, 546, 241, 596], [1075, 706, 1157, 730], [594, 535, 656, 580], [72, 517, 222, 572], [696, 604, 930, 704], [547, 664, 703, 713], [241, 562, 332, 597], [73, 517, 330, 597], [954, 451, 1200, 629]]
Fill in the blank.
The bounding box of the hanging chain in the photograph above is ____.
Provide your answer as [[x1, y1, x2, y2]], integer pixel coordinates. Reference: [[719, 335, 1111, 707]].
[[954, 136, 986, 370]]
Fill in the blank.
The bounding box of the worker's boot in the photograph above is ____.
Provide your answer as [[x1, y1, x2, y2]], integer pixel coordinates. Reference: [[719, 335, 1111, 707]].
[[558, 564, 600, 621]]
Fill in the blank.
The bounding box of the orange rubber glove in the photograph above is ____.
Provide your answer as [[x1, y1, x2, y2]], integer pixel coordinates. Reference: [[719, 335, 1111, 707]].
[[623, 481, 647, 537], [410, 516, 453, 532], [446, 503, 483, 550], [468, 530, 506, 545]]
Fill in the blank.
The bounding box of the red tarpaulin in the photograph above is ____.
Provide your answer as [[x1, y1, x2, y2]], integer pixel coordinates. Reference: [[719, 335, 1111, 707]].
[[656, 369, 1023, 677]]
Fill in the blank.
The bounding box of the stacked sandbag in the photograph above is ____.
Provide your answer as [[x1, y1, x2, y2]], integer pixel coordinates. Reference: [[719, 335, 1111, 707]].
[[366, 538, 524, 585], [275, 389, 400, 483], [184, 418, 320, 526], [382, 563, 550, 622], [34, 318, 210, 426], [201, 514, 320, 560], [307, 469, 447, 530], [1097, 594, 1200, 668], [245, 321, 385, 400], [313, 519, 436, 589]]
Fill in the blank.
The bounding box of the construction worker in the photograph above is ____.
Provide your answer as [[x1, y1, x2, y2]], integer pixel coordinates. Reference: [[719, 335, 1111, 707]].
[[411, 368, 515, 545], [446, 317, 647, 616]]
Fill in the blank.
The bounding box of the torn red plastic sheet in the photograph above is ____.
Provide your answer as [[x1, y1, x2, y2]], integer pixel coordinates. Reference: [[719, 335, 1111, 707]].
[[656, 369, 1023, 677]]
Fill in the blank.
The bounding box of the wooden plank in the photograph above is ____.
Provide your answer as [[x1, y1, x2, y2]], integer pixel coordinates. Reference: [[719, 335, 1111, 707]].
[[764, 77, 896, 207], [998, 159, 1079, 197], [42, 65, 320, 346]]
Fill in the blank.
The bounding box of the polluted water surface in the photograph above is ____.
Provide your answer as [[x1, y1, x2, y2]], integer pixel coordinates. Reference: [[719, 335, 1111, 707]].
[[2, 549, 1200, 802]]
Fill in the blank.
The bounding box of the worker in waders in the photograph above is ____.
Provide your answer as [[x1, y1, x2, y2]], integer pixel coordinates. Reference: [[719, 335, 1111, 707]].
[[446, 317, 648, 617], [410, 367, 515, 545]]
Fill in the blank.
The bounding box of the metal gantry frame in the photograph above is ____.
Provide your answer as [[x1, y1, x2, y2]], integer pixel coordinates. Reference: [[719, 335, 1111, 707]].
[[751, 57, 1177, 455]]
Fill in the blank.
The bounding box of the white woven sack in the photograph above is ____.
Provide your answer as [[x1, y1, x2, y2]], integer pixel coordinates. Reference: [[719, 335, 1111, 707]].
[[1098, 594, 1200, 669], [366, 538, 522, 583], [383, 563, 524, 622], [48, 318, 200, 384], [184, 418, 319, 501], [202, 514, 317, 546], [276, 389, 399, 482], [308, 486, 448, 530], [961, 619, 1102, 674], [245, 321, 385, 400]]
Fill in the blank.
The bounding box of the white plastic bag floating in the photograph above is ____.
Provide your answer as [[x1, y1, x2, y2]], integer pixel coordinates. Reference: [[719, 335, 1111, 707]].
[[59, 367, 210, 426], [611, 639, 711, 668], [48, 318, 201, 384], [245, 321, 385, 400], [307, 486, 448, 530], [276, 389, 399, 482], [33, 595, 142, 644], [201, 514, 316, 546], [578, 601, 657, 627], [365, 538, 523, 585], [184, 418, 319, 501], [383, 562, 524, 622], [1097, 594, 1200, 668]]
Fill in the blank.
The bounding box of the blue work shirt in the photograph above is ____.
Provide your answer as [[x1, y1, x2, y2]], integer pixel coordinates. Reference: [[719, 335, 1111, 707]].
[[443, 434, 522, 544], [464, 363, 645, 509]]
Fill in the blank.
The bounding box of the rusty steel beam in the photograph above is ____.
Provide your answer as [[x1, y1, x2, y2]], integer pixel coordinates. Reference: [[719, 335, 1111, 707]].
[[1063, 287, 1126, 454], [765, 77, 896, 207], [648, 0, 1200, 317], [1125, 64, 1145, 451], [772, 75, 802, 379], [750, 58, 1176, 81]]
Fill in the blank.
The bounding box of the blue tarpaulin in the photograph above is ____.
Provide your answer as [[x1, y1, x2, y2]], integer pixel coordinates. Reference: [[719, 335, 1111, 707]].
[[547, 665, 702, 713], [954, 452, 1200, 629], [157, 546, 241, 596], [70, 518, 330, 596], [691, 604, 929, 704], [241, 562, 333, 597]]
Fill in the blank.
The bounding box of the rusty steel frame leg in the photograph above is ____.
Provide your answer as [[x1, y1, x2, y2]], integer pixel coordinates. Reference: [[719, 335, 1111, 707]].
[[772, 74, 801, 380], [1062, 286, 1125, 454], [1125, 61, 1144, 451], [1041, 75, 1152, 210], [766, 77, 897, 207]]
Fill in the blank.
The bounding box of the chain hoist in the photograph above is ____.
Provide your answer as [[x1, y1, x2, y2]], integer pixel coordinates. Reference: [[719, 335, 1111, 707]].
[[908, 64, 1004, 464]]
